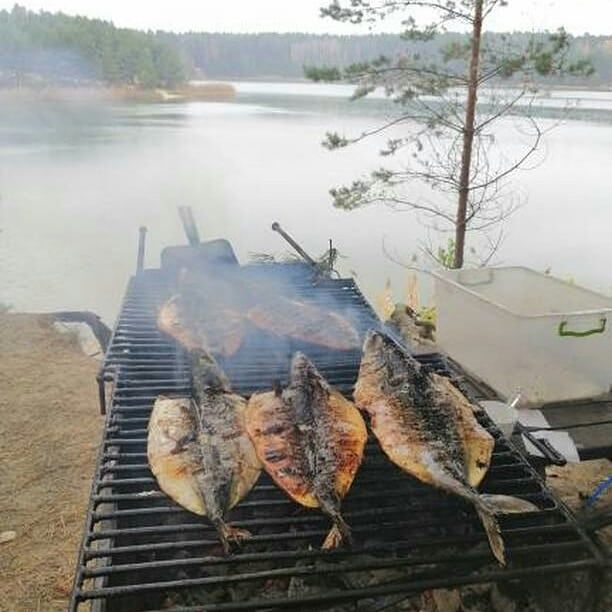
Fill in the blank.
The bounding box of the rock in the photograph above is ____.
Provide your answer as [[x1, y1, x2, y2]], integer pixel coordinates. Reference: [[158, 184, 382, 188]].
[[421, 588, 462, 612], [389, 303, 436, 347], [53, 321, 104, 359], [490, 584, 517, 612], [0, 530, 17, 544]]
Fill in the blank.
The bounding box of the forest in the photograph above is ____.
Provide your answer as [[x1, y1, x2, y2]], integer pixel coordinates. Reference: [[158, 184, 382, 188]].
[[171, 31, 612, 86], [1, 4, 611, 88], [0, 5, 186, 88]]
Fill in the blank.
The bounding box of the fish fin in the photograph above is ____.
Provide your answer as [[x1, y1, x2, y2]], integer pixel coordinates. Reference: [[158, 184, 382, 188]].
[[480, 494, 539, 514], [148, 398, 207, 516], [474, 499, 506, 566], [321, 516, 353, 550], [474, 495, 538, 566], [216, 522, 252, 555], [431, 374, 494, 488]]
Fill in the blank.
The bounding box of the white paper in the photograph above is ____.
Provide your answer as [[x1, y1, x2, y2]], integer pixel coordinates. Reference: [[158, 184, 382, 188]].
[[521, 431, 581, 463], [479, 400, 518, 438], [517, 408, 549, 429]]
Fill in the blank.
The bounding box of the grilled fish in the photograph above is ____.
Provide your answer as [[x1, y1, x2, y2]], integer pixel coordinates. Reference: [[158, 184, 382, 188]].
[[354, 330, 537, 565], [158, 293, 246, 357], [246, 352, 367, 548], [147, 350, 261, 553], [247, 297, 360, 350]]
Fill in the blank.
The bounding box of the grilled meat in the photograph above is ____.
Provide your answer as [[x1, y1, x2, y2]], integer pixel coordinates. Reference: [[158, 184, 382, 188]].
[[247, 297, 360, 350], [246, 352, 367, 549], [354, 330, 537, 565], [147, 350, 261, 553], [157, 293, 245, 357]]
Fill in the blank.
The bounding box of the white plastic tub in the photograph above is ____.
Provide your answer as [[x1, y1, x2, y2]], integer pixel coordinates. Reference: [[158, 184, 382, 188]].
[[435, 267, 612, 406]]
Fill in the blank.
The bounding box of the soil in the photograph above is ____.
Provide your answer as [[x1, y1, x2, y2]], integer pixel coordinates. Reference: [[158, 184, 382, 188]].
[[0, 313, 102, 612]]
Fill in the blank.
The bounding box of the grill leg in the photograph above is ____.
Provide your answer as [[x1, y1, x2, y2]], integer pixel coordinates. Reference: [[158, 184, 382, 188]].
[[97, 371, 106, 415]]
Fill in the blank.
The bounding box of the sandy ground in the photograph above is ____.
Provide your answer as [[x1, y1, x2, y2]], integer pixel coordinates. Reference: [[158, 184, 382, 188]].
[[0, 314, 102, 612], [0, 313, 609, 611], [547, 459, 612, 551], [547, 460, 611, 511]]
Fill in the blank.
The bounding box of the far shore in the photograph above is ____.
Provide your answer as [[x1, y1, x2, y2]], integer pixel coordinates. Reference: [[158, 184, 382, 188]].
[[196, 76, 612, 92], [0, 82, 236, 104]]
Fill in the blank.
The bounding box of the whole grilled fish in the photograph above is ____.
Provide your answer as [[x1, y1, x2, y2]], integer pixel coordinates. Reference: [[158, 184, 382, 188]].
[[246, 352, 367, 549], [247, 297, 360, 351], [148, 350, 261, 553], [158, 293, 246, 357], [354, 330, 537, 565]]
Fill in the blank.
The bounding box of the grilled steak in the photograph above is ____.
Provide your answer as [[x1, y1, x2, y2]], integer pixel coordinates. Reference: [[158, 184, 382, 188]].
[[247, 297, 360, 350], [157, 293, 246, 357], [246, 352, 367, 548], [148, 350, 261, 553], [354, 330, 537, 565]]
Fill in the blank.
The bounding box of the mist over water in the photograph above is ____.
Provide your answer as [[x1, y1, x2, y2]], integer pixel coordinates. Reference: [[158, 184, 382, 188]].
[[1, 83, 612, 324]]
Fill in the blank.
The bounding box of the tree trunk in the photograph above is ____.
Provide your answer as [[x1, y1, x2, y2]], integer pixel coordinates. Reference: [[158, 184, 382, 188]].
[[453, 0, 484, 269]]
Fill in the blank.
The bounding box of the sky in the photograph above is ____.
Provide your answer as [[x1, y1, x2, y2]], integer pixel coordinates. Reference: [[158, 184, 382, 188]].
[[1, 1, 611, 36]]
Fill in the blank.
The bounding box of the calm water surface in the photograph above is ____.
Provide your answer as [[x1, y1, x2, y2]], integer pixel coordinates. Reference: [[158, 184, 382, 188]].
[[1, 83, 611, 323]]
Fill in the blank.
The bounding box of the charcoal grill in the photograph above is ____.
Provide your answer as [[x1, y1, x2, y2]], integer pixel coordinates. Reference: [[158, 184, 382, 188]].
[[70, 253, 604, 611]]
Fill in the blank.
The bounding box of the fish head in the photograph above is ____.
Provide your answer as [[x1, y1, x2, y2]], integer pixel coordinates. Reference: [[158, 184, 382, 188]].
[[191, 349, 231, 393], [288, 352, 330, 400], [289, 351, 319, 384], [362, 329, 387, 358], [361, 329, 425, 387], [361, 329, 406, 369]]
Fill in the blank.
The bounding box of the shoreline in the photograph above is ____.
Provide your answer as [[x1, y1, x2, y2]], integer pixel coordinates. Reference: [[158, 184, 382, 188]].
[[201, 76, 612, 92], [0, 82, 236, 104]]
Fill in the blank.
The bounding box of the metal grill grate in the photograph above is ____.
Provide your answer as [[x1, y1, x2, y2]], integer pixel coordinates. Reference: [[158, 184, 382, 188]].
[[70, 265, 602, 612]]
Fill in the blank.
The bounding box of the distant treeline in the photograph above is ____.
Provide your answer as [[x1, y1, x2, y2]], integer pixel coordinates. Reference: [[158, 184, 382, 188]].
[[0, 5, 185, 88], [170, 31, 611, 86], [1, 4, 611, 89]]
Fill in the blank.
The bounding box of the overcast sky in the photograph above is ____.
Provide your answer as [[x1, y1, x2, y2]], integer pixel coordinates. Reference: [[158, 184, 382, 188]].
[[2, 1, 611, 36]]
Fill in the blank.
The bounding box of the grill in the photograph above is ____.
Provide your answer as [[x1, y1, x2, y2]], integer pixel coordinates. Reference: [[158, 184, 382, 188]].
[[70, 261, 603, 612]]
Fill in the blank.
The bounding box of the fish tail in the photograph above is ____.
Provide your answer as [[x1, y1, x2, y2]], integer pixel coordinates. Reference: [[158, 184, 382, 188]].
[[474, 499, 506, 566], [215, 520, 252, 555], [479, 493, 539, 514], [322, 514, 353, 550], [474, 494, 538, 566]]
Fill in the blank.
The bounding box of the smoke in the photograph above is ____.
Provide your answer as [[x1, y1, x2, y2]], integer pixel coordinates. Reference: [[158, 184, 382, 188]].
[[0, 47, 97, 87], [163, 260, 385, 393]]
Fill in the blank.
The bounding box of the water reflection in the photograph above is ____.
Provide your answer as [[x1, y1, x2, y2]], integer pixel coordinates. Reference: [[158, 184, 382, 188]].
[[1, 84, 611, 323]]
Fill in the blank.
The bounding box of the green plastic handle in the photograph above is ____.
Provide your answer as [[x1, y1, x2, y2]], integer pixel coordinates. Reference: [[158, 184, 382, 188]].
[[558, 317, 607, 337]]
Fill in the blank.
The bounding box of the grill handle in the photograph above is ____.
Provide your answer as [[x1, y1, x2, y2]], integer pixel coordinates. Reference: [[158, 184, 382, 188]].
[[136, 226, 147, 273], [178, 206, 201, 246], [271, 222, 317, 267]]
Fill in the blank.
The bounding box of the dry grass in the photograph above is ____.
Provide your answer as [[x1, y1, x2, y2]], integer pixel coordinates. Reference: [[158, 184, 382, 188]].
[[0, 83, 236, 104], [173, 83, 236, 101], [0, 314, 102, 612]]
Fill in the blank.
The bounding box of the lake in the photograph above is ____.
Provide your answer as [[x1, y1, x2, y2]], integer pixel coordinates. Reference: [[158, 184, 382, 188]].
[[1, 82, 611, 324]]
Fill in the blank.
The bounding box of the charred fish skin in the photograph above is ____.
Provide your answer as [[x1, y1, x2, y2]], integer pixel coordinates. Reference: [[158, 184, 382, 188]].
[[189, 349, 260, 552], [355, 330, 536, 565], [157, 274, 246, 358], [147, 350, 261, 555], [246, 298, 360, 351], [286, 353, 354, 546], [246, 352, 367, 549]]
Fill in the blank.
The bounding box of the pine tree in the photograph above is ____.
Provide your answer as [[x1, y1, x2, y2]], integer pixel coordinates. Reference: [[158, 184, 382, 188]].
[[308, 1, 594, 267]]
